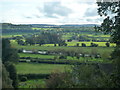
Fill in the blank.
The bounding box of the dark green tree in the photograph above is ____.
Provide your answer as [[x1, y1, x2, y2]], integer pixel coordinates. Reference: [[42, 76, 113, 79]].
[[17, 39, 25, 45], [46, 64, 113, 88], [81, 43, 86, 47], [96, 1, 120, 46], [106, 42, 110, 47], [2, 39, 19, 63], [96, 1, 120, 87], [2, 38, 19, 88], [2, 64, 13, 88], [4, 62, 18, 88], [76, 43, 79, 47]]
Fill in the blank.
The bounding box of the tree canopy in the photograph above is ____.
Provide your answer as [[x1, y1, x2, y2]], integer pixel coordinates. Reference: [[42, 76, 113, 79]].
[[96, 1, 120, 87], [2, 39, 19, 63], [2, 38, 19, 88], [96, 1, 120, 46]]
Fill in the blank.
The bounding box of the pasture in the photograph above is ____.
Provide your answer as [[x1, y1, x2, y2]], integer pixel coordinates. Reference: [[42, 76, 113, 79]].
[[18, 53, 54, 59], [66, 41, 115, 47], [2, 23, 117, 88], [15, 63, 70, 74], [10, 40, 114, 53]]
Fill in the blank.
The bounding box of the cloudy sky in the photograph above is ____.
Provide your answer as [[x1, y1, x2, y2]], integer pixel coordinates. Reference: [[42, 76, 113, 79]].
[[0, 0, 104, 25]]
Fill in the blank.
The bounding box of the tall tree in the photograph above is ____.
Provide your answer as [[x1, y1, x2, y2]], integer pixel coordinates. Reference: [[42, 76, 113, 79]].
[[96, 1, 120, 87], [2, 38, 19, 88], [2, 39, 19, 63], [2, 64, 13, 88], [96, 1, 120, 46]]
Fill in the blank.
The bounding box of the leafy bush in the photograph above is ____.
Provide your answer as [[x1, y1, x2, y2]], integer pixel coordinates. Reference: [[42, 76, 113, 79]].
[[20, 76, 27, 82], [46, 71, 72, 88], [45, 64, 114, 88], [59, 55, 67, 59], [76, 43, 79, 47], [18, 74, 50, 80], [90, 43, 98, 47], [106, 42, 110, 47], [81, 43, 86, 47]]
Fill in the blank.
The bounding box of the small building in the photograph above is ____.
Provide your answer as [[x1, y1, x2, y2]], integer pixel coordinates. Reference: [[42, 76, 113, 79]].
[[23, 50, 33, 53], [38, 51, 47, 54]]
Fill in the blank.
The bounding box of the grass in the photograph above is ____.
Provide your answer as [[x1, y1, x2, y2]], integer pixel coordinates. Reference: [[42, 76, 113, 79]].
[[15, 63, 70, 74], [2, 34, 22, 38], [87, 34, 110, 37], [66, 41, 116, 47], [11, 39, 115, 49], [18, 53, 54, 59], [66, 56, 110, 63], [10, 40, 114, 57], [19, 79, 46, 88], [62, 34, 72, 40]]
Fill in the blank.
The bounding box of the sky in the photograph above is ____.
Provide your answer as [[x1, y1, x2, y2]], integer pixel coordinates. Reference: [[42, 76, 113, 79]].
[[0, 0, 105, 25]]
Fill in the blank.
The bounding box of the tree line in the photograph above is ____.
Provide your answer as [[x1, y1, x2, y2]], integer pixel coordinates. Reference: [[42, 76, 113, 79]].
[[15, 32, 67, 46]]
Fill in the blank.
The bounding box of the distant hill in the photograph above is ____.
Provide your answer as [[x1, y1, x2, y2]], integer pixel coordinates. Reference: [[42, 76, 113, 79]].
[[2, 23, 103, 38], [30, 24, 99, 28], [1, 23, 99, 28], [60, 24, 99, 27]]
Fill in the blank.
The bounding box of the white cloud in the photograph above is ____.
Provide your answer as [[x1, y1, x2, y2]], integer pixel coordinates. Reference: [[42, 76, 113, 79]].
[[0, 0, 102, 24]]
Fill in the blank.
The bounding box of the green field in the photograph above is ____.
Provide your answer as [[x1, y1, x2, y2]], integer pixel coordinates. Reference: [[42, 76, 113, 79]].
[[66, 41, 115, 47], [11, 39, 116, 47], [66, 56, 104, 62], [18, 53, 54, 59], [11, 40, 114, 54], [15, 63, 70, 74], [19, 79, 46, 88]]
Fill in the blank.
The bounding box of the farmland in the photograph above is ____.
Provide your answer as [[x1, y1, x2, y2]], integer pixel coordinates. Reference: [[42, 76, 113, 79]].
[[18, 53, 55, 59], [2, 23, 116, 88], [11, 40, 114, 52], [15, 63, 69, 74]]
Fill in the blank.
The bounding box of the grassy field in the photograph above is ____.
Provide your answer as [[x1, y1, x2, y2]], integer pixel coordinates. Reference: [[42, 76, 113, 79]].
[[11, 40, 114, 52], [2, 35, 22, 38], [66, 56, 104, 62], [15, 63, 70, 74], [19, 79, 46, 88], [18, 53, 54, 59], [66, 41, 115, 47], [15, 47, 114, 57], [10, 39, 116, 47], [40, 41, 115, 47], [11, 39, 114, 62]]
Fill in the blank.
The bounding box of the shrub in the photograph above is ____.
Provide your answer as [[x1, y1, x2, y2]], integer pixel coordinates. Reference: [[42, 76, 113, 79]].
[[81, 43, 86, 47], [54, 44, 57, 47], [59, 55, 67, 59], [46, 71, 72, 88], [45, 64, 115, 88], [20, 76, 27, 82], [106, 42, 110, 47], [90, 43, 98, 47], [2, 64, 13, 88], [76, 43, 79, 47], [18, 74, 50, 80], [4, 62, 18, 88]]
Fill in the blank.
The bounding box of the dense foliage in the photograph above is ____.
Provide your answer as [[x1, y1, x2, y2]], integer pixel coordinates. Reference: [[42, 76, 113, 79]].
[[15, 32, 67, 46], [2, 38, 19, 88], [2, 39, 19, 63], [96, 1, 120, 46], [2, 64, 13, 88], [96, 1, 120, 88], [46, 64, 113, 88]]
